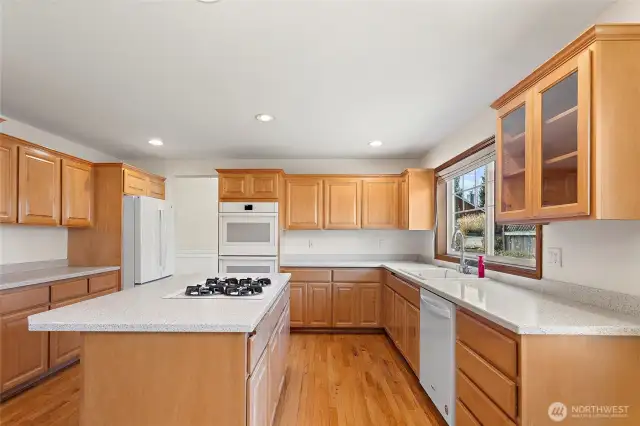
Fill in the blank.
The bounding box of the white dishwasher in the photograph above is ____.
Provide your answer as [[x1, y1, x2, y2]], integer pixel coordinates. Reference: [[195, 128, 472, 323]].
[[419, 288, 456, 426]]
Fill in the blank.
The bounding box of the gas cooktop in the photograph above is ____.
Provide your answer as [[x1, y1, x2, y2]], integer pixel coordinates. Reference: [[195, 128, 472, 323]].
[[184, 277, 272, 297]]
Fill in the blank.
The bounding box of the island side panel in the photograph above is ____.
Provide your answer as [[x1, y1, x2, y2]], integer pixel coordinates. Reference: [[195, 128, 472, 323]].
[[519, 335, 640, 426], [81, 332, 247, 426]]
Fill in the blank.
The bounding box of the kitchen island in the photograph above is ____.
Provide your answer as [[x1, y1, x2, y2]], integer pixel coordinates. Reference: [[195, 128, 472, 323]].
[[28, 273, 291, 426]]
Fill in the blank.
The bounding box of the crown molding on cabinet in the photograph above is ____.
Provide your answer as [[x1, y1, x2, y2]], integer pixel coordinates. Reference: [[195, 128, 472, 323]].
[[491, 24, 640, 109]]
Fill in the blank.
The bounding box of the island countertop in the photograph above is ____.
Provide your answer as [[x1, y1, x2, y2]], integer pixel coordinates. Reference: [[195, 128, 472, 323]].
[[28, 273, 291, 333]]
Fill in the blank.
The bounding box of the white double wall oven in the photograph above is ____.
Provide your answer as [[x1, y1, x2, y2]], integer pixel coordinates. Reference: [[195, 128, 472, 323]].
[[218, 202, 279, 274]]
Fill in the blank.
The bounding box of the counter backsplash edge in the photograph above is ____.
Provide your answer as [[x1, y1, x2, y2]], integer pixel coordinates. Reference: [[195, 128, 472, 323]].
[[432, 258, 640, 317], [0, 259, 69, 275]]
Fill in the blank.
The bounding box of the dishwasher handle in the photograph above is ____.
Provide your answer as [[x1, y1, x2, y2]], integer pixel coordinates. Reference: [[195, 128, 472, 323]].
[[420, 296, 452, 319]]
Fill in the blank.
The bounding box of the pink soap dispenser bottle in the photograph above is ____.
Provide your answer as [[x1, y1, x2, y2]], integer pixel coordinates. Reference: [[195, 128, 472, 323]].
[[478, 255, 485, 278]]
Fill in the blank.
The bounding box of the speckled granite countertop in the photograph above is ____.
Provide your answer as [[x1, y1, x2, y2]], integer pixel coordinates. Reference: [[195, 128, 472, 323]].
[[29, 273, 291, 333], [0, 266, 121, 292], [282, 259, 640, 336]]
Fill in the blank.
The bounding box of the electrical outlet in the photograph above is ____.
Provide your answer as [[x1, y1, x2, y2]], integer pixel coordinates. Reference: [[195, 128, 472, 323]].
[[547, 247, 562, 267], [379, 239, 385, 249], [308, 239, 313, 249]]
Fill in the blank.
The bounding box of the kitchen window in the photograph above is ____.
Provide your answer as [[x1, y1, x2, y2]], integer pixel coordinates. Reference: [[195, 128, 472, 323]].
[[434, 137, 542, 279]]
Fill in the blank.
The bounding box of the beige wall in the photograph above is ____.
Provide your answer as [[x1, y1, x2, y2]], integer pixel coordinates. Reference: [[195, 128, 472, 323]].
[[420, 0, 640, 295], [128, 158, 431, 260], [0, 119, 119, 265]]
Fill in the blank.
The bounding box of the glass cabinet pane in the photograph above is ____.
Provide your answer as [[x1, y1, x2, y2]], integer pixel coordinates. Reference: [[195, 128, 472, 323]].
[[540, 72, 578, 207], [500, 105, 526, 212]]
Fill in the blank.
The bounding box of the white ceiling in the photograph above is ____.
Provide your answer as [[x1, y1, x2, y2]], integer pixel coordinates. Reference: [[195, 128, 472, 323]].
[[2, 0, 615, 160]]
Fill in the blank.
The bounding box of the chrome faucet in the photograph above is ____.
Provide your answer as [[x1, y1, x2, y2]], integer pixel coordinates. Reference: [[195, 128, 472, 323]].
[[451, 229, 476, 275]]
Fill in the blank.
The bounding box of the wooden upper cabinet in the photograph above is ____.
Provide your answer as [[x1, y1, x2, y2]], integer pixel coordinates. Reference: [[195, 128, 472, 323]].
[[362, 178, 399, 229], [493, 24, 640, 222], [285, 178, 323, 230], [250, 173, 279, 200], [123, 166, 165, 199], [0, 136, 18, 223], [220, 175, 249, 199], [18, 146, 61, 226], [399, 169, 435, 230], [61, 159, 93, 227], [217, 170, 282, 201], [123, 168, 149, 196], [399, 175, 408, 229], [496, 92, 533, 223], [324, 178, 362, 229], [148, 177, 166, 200], [532, 51, 591, 219]]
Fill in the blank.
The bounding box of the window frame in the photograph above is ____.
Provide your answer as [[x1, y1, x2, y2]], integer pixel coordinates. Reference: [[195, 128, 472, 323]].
[[433, 136, 543, 280]]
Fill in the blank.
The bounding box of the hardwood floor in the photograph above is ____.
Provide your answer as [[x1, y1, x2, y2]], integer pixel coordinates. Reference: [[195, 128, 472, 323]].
[[0, 364, 80, 426], [0, 334, 445, 426]]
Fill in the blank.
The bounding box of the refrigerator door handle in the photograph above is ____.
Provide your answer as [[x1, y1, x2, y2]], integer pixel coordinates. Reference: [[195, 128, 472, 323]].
[[159, 209, 163, 270], [162, 209, 168, 271]]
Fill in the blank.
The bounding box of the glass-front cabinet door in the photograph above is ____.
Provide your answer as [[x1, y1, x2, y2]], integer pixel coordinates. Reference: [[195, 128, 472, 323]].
[[496, 92, 532, 222], [533, 50, 591, 219]]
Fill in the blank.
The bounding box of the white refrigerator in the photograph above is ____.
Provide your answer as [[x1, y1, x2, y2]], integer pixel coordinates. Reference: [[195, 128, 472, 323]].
[[122, 196, 175, 290]]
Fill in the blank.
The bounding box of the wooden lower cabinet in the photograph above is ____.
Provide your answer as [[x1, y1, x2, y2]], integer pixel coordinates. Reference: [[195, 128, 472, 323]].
[[0, 273, 121, 398], [384, 280, 421, 376], [249, 301, 289, 426], [288, 269, 383, 330], [357, 283, 381, 327], [383, 284, 395, 335], [248, 347, 269, 426], [404, 302, 420, 375], [49, 295, 94, 368], [332, 283, 357, 327], [0, 305, 49, 392], [306, 282, 332, 327], [393, 293, 406, 352], [289, 282, 306, 327]]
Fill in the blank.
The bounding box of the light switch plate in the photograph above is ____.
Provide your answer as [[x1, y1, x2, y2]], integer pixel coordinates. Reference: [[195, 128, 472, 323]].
[[547, 247, 562, 267]]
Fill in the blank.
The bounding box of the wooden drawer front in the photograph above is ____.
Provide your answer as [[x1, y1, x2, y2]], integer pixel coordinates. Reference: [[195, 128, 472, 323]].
[[0, 286, 49, 315], [248, 285, 290, 375], [281, 268, 331, 283], [123, 168, 148, 196], [90, 288, 118, 299], [89, 273, 118, 294], [457, 371, 516, 426], [386, 274, 420, 308], [51, 279, 89, 303], [457, 310, 518, 379], [332, 268, 381, 283], [456, 400, 481, 426], [456, 341, 517, 420]]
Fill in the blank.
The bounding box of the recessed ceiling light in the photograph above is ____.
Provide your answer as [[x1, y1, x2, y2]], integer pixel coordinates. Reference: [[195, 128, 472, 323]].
[[369, 140, 383, 147], [148, 139, 163, 146], [255, 114, 275, 122], [197, 0, 221, 3]]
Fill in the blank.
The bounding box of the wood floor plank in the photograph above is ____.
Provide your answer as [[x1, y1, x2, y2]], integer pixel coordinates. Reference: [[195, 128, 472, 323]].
[[0, 334, 446, 426]]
